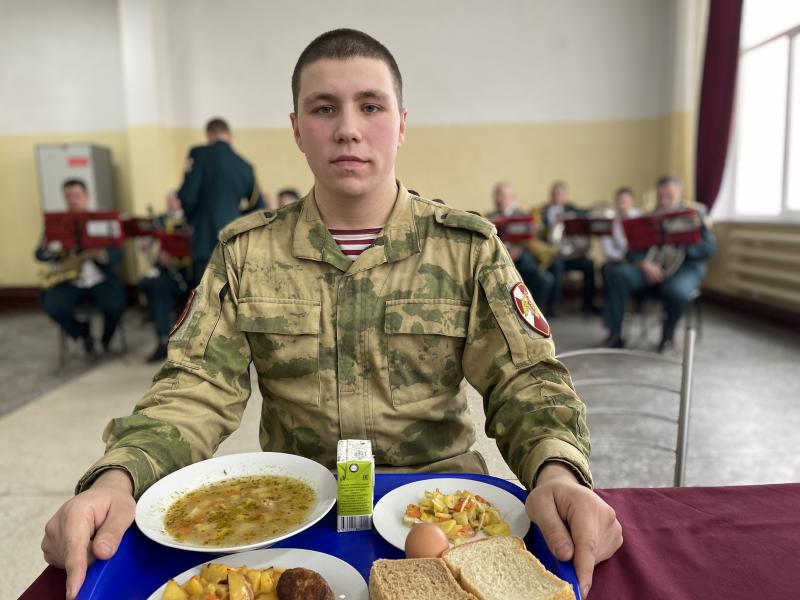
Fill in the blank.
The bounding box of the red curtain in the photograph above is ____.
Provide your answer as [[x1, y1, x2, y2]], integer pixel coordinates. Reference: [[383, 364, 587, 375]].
[[695, 0, 743, 209]]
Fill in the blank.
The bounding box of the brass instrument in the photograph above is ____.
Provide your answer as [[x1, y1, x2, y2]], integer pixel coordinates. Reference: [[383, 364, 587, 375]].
[[38, 250, 93, 289], [644, 245, 686, 279], [524, 238, 560, 271], [543, 213, 590, 262]]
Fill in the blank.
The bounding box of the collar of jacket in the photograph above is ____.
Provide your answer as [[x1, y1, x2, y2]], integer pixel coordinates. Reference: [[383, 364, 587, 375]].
[[292, 181, 421, 274]]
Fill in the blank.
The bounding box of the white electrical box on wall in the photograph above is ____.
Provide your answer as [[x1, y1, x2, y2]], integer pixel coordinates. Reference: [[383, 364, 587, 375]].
[[35, 144, 115, 211]]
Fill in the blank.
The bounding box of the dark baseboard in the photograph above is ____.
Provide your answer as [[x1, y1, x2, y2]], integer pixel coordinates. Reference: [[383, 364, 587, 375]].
[[0, 288, 40, 310], [701, 288, 800, 330], [0, 286, 140, 311]]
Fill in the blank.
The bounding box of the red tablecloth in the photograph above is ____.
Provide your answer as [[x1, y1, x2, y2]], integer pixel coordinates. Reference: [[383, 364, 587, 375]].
[[21, 483, 800, 600], [591, 484, 800, 599]]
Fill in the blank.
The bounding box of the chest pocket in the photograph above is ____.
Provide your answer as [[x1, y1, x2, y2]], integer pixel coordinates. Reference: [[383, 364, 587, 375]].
[[384, 299, 469, 406], [236, 299, 321, 408]]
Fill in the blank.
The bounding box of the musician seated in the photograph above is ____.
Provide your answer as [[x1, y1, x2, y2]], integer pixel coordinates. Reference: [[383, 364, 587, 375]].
[[603, 175, 715, 352], [276, 187, 301, 208], [540, 180, 599, 316], [35, 179, 126, 356], [138, 192, 191, 363], [600, 187, 641, 331], [487, 182, 554, 310]]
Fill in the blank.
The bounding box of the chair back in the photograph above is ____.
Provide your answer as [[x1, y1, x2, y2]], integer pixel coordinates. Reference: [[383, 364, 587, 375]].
[[557, 324, 696, 487]]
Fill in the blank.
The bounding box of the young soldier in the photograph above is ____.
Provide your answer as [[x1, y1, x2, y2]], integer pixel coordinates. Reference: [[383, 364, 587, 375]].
[[42, 29, 621, 599]]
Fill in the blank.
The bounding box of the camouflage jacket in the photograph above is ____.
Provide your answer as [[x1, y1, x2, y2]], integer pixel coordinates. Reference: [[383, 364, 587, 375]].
[[78, 184, 592, 497]]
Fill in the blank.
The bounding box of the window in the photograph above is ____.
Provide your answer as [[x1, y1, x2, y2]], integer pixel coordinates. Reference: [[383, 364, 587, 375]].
[[728, 1, 800, 219]]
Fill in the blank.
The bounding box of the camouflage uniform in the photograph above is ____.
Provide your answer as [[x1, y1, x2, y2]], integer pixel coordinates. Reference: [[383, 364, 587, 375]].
[[77, 184, 592, 497]]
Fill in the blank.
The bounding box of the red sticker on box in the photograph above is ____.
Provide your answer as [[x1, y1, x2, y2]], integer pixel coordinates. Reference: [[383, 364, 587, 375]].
[[68, 156, 90, 167]]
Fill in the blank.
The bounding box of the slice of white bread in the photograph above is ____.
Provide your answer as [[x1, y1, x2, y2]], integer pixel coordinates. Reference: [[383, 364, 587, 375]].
[[442, 536, 576, 600], [370, 558, 478, 600]]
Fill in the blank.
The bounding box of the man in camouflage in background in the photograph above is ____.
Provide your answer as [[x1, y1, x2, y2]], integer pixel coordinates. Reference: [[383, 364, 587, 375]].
[[43, 29, 621, 600]]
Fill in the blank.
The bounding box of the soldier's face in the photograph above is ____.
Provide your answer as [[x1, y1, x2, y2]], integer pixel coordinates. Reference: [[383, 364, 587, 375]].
[[291, 57, 407, 199], [63, 185, 89, 212]]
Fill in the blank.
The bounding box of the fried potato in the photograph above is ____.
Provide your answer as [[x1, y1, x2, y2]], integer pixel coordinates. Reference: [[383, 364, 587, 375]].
[[162, 563, 287, 600]]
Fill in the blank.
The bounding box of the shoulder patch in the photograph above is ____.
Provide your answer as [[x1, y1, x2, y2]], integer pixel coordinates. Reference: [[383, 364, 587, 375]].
[[218, 209, 277, 243], [434, 207, 496, 238]]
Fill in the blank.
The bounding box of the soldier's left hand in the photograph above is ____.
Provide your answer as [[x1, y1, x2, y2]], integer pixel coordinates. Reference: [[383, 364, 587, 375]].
[[525, 462, 622, 598]]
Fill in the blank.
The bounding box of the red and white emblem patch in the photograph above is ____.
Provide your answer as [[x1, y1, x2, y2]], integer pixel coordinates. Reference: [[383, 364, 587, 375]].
[[511, 282, 550, 337], [169, 287, 196, 337]]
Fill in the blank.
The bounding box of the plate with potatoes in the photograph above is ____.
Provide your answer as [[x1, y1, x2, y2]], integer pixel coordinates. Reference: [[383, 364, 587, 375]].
[[147, 547, 368, 600]]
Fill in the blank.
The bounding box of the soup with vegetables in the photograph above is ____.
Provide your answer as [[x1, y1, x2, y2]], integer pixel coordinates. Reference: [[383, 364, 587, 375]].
[[164, 475, 316, 546]]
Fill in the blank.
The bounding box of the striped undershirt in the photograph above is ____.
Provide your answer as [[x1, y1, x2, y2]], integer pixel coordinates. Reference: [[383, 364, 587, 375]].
[[329, 226, 384, 260]]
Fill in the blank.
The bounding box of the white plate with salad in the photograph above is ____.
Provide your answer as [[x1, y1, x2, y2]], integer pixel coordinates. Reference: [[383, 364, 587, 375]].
[[373, 477, 530, 551]]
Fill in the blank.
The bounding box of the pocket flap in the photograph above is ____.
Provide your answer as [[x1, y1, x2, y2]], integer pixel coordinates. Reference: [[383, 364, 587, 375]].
[[384, 299, 469, 337], [236, 299, 321, 334]]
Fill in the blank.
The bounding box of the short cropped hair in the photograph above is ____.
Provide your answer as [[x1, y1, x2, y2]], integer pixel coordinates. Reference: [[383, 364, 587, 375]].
[[277, 188, 300, 201], [62, 178, 87, 192], [656, 174, 682, 189], [205, 118, 230, 136], [291, 28, 403, 113]]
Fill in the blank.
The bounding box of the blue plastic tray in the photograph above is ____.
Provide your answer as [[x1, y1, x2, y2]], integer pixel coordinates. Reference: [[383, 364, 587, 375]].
[[77, 473, 581, 599]]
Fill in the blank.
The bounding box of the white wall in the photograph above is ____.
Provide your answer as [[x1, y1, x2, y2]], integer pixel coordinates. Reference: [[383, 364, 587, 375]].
[[159, 0, 681, 128], [0, 0, 125, 134], [0, 0, 690, 135]]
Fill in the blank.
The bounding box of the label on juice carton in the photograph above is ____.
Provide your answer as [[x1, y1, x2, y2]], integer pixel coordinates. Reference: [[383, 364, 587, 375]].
[[337, 439, 374, 532]]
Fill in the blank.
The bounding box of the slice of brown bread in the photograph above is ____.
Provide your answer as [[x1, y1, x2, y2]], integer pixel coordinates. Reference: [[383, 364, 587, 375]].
[[442, 536, 575, 600], [369, 558, 477, 600]]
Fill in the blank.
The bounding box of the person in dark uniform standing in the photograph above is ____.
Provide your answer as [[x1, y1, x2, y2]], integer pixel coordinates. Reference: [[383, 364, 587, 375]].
[[138, 191, 191, 363], [35, 179, 126, 356], [178, 118, 265, 283]]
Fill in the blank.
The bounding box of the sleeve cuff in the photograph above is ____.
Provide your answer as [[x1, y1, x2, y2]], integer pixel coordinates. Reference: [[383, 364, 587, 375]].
[[517, 437, 593, 491], [75, 447, 157, 499]]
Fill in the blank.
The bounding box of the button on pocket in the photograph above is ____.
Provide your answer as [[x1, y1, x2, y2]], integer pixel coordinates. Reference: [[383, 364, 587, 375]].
[[384, 299, 469, 406], [236, 298, 321, 407]]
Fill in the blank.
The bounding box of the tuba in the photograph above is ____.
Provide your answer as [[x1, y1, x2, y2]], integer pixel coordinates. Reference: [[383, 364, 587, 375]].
[[644, 244, 686, 278]]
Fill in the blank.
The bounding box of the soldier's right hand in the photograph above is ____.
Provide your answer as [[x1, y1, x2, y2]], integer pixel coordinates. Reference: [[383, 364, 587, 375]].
[[42, 469, 136, 600]]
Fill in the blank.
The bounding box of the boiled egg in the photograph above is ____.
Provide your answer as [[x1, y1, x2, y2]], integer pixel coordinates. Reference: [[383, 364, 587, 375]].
[[404, 523, 450, 558]]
